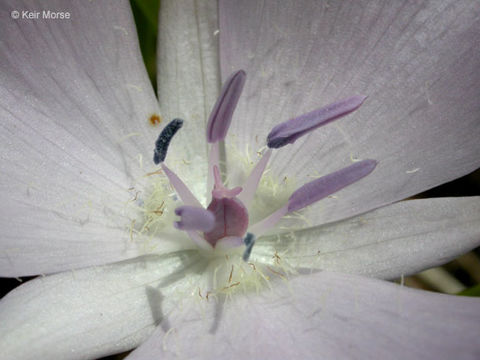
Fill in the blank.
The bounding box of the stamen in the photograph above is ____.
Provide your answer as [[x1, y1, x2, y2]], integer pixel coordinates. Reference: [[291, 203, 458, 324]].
[[174, 206, 215, 232], [267, 96, 366, 148], [242, 232, 255, 262], [206, 70, 246, 143], [288, 159, 377, 212], [238, 149, 272, 208], [249, 159, 377, 236], [153, 118, 184, 164], [161, 163, 202, 208]]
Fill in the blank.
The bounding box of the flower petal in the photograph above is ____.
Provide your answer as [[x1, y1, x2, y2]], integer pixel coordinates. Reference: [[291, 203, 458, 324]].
[[0, 251, 204, 360], [157, 0, 220, 201], [220, 0, 480, 225], [126, 271, 480, 359], [255, 197, 480, 279], [0, 0, 164, 276], [1, 0, 160, 177]]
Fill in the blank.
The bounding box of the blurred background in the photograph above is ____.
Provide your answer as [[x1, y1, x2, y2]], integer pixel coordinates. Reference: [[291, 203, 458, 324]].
[[0, 0, 478, 358]]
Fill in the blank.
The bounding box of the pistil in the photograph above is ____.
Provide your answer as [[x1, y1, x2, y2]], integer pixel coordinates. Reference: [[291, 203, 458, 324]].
[[151, 70, 377, 263], [203, 166, 249, 246]]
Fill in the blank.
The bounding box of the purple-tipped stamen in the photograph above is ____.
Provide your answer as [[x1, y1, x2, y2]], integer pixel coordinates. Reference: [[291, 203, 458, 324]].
[[206, 70, 246, 143], [288, 159, 377, 212], [174, 206, 215, 232], [154, 73, 374, 258], [267, 95, 367, 148], [249, 159, 377, 236]]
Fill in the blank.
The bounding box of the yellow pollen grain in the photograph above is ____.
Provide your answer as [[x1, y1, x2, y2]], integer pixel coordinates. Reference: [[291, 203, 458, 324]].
[[149, 114, 162, 126]]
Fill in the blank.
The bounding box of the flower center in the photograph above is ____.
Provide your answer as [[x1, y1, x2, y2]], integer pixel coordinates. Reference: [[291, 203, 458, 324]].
[[152, 70, 377, 261], [203, 166, 249, 246]]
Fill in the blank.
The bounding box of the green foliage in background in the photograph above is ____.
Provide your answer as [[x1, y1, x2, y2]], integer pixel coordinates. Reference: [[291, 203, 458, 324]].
[[130, 0, 159, 93], [458, 285, 480, 297]]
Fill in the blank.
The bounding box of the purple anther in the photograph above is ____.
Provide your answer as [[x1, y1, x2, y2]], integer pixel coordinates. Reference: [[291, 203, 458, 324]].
[[267, 95, 367, 148], [206, 70, 246, 143], [174, 206, 215, 232], [288, 159, 377, 212]]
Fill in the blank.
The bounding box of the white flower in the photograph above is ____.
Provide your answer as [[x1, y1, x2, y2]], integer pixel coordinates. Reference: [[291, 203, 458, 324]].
[[0, 1, 479, 359]]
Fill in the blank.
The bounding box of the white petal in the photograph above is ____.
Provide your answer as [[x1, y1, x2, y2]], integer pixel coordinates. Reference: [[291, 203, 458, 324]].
[[1, 0, 160, 177], [127, 271, 480, 360], [255, 197, 480, 279], [0, 251, 205, 360], [157, 0, 220, 203], [0, 0, 163, 276], [220, 0, 480, 225]]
